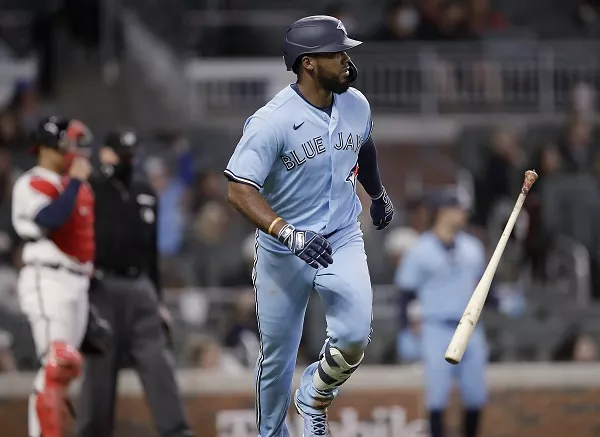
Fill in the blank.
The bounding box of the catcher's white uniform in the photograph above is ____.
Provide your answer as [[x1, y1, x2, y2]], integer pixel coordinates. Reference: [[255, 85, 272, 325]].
[[12, 165, 94, 437]]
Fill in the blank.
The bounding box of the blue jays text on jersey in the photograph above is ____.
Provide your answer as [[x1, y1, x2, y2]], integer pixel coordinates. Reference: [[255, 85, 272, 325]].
[[224, 84, 373, 252], [280, 132, 364, 171]]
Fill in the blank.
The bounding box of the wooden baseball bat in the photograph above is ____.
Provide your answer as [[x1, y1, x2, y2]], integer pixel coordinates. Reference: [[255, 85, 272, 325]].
[[444, 170, 538, 365]]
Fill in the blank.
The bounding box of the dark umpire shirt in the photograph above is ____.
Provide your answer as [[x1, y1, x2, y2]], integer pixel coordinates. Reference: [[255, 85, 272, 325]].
[[89, 171, 161, 297]]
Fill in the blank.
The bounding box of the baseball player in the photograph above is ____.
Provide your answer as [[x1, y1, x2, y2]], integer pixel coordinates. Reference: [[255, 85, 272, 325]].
[[11, 116, 94, 437], [395, 187, 488, 437], [225, 15, 394, 437]]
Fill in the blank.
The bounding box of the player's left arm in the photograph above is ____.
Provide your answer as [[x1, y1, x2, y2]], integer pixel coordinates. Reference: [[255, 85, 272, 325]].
[[357, 116, 394, 230]]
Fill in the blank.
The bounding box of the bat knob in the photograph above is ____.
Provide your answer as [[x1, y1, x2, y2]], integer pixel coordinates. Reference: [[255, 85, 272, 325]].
[[445, 357, 460, 365], [522, 170, 538, 195]]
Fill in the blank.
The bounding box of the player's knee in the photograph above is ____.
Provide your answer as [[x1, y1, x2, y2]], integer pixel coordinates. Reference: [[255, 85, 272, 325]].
[[334, 324, 371, 362], [426, 387, 452, 411], [461, 388, 487, 408], [460, 377, 488, 408], [45, 341, 83, 385]]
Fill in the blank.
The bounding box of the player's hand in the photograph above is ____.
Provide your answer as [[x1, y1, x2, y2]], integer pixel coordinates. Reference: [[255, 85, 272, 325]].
[[69, 156, 92, 181], [277, 224, 333, 269], [370, 186, 394, 230]]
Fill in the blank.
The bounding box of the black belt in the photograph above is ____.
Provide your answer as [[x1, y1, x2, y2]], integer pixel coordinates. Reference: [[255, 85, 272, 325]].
[[324, 230, 337, 239], [28, 262, 87, 277], [441, 319, 461, 326], [94, 266, 142, 280]]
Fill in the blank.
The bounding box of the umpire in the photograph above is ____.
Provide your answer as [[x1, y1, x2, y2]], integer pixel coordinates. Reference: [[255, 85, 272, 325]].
[[75, 129, 194, 437]]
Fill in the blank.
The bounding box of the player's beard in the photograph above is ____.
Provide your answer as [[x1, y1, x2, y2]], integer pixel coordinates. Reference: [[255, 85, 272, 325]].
[[317, 71, 350, 95]]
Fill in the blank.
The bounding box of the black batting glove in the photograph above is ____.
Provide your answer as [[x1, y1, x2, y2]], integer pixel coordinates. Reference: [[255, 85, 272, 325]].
[[277, 223, 334, 269], [370, 186, 394, 230]]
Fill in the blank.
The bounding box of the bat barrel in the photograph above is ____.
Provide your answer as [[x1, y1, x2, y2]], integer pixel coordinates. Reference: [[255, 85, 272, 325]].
[[443, 170, 538, 365]]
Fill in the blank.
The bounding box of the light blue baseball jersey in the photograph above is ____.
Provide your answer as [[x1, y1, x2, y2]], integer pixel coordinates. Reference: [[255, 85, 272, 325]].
[[395, 231, 486, 321], [225, 84, 373, 253]]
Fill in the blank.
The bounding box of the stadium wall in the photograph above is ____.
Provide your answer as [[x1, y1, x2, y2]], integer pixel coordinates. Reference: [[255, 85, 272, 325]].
[[1, 363, 600, 436]]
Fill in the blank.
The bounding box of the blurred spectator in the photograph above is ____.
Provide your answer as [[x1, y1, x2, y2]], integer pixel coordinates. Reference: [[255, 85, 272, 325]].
[[465, 0, 507, 101], [172, 135, 195, 189], [223, 290, 259, 368], [536, 143, 563, 178], [190, 201, 245, 286], [553, 328, 599, 362], [524, 142, 563, 282], [0, 148, 16, 203], [571, 82, 597, 120], [145, 157, 186, 257], [0, 264, 19, 312], [192, 169, 227, 212], [466, 0, 507, 37], [154, 131, 197, 189], [222, 233, 254, 287], [178, 289, 210, 328], [371, 0, 419, 41], [186, 333, 245, 373], [415, 0, 443, 40], [474, 128, 524, 227], [558, 117, 598, 175], [435, 1, 471, 40], [574, 0, 600, 30]]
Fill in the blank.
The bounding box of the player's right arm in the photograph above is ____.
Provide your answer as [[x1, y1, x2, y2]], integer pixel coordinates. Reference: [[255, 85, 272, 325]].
[[225, 117, 333, 269], [395, 246, 426, 292], [13, 158, 92, 237], [394, 244, 428, 327], [33, 157, 92, 230]]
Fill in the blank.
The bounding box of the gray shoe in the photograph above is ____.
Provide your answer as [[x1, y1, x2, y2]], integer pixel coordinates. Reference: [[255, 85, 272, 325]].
[[294, 392, 330, 436]]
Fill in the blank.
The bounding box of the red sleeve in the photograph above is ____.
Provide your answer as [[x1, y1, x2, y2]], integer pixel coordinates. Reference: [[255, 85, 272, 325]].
[[30, 177, 61, 199]]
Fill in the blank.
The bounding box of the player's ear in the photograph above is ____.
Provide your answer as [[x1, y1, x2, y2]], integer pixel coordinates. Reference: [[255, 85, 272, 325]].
[[301, 55, 315, 72]]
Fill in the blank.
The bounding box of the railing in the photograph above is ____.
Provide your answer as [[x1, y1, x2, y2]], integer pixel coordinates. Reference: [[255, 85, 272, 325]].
[[184, 40, 600, 118]]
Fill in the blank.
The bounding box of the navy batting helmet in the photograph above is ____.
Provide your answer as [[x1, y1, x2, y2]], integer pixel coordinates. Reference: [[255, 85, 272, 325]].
[[283, 15, 362, 82]]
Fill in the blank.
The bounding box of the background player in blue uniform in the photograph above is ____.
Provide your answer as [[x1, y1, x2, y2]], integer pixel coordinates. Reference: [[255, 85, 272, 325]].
[[224, 15, 394, 437], [395, 187, 488, 437]]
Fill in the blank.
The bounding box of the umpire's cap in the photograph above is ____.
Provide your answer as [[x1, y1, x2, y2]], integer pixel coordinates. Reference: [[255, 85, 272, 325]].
[[104, 129, 139, 158], [283, 15, 362, 80]]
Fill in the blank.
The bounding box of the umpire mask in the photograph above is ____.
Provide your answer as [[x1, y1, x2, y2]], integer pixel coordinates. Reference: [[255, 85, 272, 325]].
[[102, 130, 138, 185]]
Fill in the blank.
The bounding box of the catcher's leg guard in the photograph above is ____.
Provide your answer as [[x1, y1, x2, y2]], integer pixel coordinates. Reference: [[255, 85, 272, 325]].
[[36, 341, 83, 437]]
